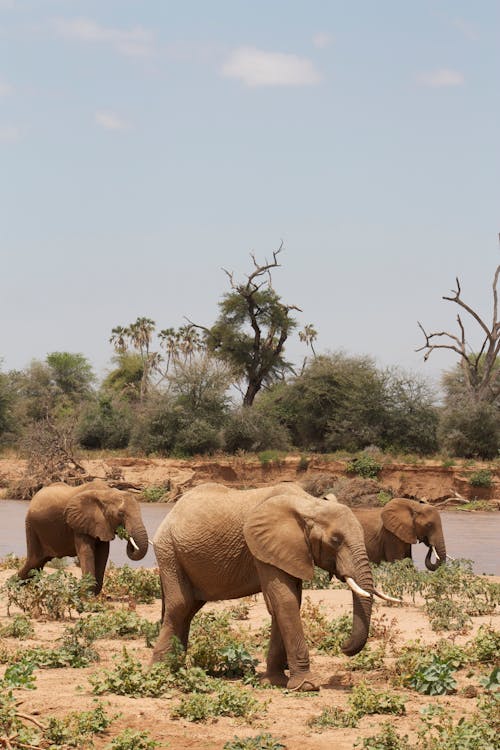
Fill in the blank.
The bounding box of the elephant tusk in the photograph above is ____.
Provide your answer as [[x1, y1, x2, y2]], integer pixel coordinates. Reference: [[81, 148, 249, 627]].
[[129, 536, 139, 551], [432, 547, 441, 561], [148, 539, 154, 546], [345, 577, 372, 599], [372, 588, 403, 604]]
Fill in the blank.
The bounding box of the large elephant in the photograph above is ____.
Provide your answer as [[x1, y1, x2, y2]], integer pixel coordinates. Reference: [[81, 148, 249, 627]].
[[152, 482, 393, 692], [353, 497, 447, 570], [17, 480, 149, 593]]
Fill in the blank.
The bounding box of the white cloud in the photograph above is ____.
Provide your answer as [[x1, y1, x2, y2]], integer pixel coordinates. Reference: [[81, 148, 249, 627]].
[[221, 46, 321, 87], [95, 110, 129, 131], [452, 17, 479, 41], [0, 125, 20, 143], [312, 32, 333, 49], [53, 17, 154, 58], [417, 68, 465, 88], [0, 79, 13, 97]]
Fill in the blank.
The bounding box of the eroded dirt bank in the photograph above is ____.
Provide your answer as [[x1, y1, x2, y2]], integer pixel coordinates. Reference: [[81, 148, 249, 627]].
[[0, 454, 499, 506]]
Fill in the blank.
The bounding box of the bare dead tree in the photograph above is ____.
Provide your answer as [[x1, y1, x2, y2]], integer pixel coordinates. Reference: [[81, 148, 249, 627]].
[[416, 259, 500, 404]]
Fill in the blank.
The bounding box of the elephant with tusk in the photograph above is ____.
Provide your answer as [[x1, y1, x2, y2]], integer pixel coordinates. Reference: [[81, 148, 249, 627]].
[[17, 480, 149, 594], [151, 482, 395, 692], [351, 497, 447, 570]]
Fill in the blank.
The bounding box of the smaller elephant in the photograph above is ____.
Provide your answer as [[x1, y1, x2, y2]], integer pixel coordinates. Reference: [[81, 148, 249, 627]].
[[18, 480, 149, 593], [353, 498, 446, 569]]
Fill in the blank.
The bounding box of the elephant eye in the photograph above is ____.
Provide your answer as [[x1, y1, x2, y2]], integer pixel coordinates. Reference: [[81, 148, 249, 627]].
[[330, 535, 342, 547]]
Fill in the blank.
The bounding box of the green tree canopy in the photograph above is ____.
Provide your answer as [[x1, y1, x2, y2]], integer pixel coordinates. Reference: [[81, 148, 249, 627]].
[[197, 246, 303, 405]]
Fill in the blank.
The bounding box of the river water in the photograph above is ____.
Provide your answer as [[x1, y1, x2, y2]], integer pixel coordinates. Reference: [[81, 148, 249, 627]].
[[0, 501, 498, 574]]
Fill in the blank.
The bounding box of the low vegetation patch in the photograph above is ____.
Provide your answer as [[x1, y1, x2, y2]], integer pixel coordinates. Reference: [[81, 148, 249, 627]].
[[103, 564, 161, 603], [3, 570, 95, 619]]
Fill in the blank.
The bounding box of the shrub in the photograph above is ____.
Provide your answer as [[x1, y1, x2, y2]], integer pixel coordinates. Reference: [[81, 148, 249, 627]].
[[438, 401, 500, 459], [103, 564, 161, 603], [77, 393, 132, 449], [89, 647, 172, 698], [348, 682, 406, 717], [346, 455, 382, 479], [354, 722, 412, 750], [73, 609, 158, 643], [417, 702, 498, 750], [188, 612, 255, 676], [223, 735, 286, 750], [408, 655, 457, 695], [469, 469, 493, 487], [105, 729, 159, 750], [171, 683, 262, 723], [141, 484, 169, 502], [3, 570, 95, 619], [46, 702, 115, 747], [0, 615, 34, 639], [467, 625, 500, 664], [222, 406, 291, 454]]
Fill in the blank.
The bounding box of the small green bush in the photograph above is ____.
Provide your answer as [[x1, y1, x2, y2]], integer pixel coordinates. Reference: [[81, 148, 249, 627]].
[[354, 722, 412, 750], [346, 455, 382, 478], [103, 564, 161, 603], [469, 469, 493, 487], [349, 682, 406, 717], [224, 735, 286, 750], [46, 701, 115, 747], [408, 655, 457, 695], [89, 648, 172, 698], [3, 570, 95, 619], [105, 729, 160, 750], [141, 485, 169, 502], [172, 683, 262, 723], [0, 614, 34, 639]]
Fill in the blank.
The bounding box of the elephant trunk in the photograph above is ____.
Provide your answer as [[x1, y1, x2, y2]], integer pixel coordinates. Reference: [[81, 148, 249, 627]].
[[340, 546, 374, 657], [424, 537, 446, 571], [125, 519, 149, 561]]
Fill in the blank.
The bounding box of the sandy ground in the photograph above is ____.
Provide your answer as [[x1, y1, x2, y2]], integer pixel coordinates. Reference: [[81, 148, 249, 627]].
[[1, 565, 498, 750]]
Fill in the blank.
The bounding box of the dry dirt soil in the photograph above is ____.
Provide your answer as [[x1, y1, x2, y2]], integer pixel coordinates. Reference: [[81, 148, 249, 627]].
[[1, 454, 500, 505], [1, 566, 498, 750]]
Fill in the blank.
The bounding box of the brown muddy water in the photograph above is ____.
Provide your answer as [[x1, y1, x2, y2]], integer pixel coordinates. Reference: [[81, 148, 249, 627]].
[[0, 501, 499, 574]]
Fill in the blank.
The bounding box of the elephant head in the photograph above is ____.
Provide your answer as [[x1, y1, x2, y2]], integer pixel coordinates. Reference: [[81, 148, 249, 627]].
[[244, 494, 375, 656], [63, 486, 148, 561], [381, 498, 446, 570]]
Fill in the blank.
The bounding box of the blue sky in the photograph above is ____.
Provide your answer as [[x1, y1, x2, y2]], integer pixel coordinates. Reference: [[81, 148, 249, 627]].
[[1, 1, 499, 386]]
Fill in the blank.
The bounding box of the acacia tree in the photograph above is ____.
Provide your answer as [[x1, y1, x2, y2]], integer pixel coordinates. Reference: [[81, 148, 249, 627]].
[[192, 245, 303, 406], [417, 261, 500, 404]]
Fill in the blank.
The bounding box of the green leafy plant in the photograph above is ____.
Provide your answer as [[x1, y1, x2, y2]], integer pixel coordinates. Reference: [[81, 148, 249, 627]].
[[0, 553, 26, 570], [377, 490, 393, 506], [257, 450, 285, 467], [408, 655, 457, 695], [142, 485, 169, 502], [106, 728, 160, 750], [223, 735, 286, 750], [346, 643, 386, 672], [172, 683, 262, 723], [103, 564, 161, 603], [3, 570, 95, 619], [354, 722, 412, 749], [302, 566, 332, 589], [348, 682, 406, 717], [188, 611, 255, 675], [74, 608, 158, 642], [0, 614, 34, 639], [417, 702, 498, 750], [346, 455, 382, 478], [46, 701, 115, 747], [468, 469, 493, 487], [89, 647, 172, 697], [307, 706, 359, 730], [467, 625, 500, 664]]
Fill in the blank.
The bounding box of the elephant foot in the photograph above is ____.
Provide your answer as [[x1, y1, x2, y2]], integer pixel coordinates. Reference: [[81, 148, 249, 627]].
[[260, 671, 288, 688], [287, 672, 320, 692]]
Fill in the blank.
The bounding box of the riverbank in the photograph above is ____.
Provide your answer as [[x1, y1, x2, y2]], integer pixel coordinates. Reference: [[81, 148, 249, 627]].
[[1, 453, 499, 507]]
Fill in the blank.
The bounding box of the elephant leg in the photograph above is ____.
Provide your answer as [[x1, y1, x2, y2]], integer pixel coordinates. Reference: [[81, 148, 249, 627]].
[[256, 561, 319, 692], [260, 616, 288, 687], [74, 534, 98, 593], [18, 555, 52, 580], [94, 542, 110, 595], [151, 569, 205, 664]]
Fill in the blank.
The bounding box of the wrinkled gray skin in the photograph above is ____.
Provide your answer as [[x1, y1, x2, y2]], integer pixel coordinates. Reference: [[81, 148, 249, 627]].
[[152, 482, 374, 692], [18, 480, 148, 594], [353, 497, 447, 570]]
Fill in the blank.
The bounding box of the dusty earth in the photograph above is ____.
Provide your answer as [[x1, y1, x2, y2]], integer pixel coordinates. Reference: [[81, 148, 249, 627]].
[[1, 454, 500, 506], [0, 564, 498, 750]]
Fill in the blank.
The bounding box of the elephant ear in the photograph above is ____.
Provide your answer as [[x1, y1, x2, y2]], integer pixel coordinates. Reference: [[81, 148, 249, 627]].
[[381, 498, 417, 544], [243, 494, 315, 580], [64, 491, 116, 541]]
